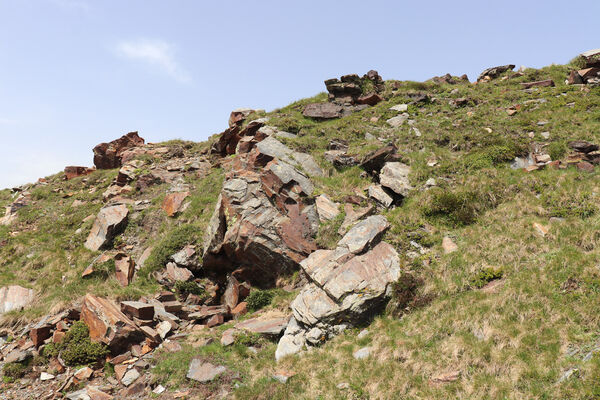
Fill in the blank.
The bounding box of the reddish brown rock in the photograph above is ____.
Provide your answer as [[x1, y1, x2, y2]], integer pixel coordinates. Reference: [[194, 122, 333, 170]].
[[165, 263, 194, 282], [206, 314, 225, 328], [161, 301, 183, 314], [87, 387, 114, 400], [84, 205, 129, 251], [188, 305, 229, 321], [114, 364, 128, 381], [578, 161, 594, 172], [578, 67, 600, 81], [64, 166, 94, 180], [356, 93, 383, 106], [235, 315, 289, 336], [53, 330, 66, 343], [231, 302, 247, 319], [360, 145, 398, 174], [93, 132, 145, 169], [228, 108, 255, 127], [30, 324, 51, 348], [162, 192, 189, 217], [120, 301, 154, 320], [140, 326, 161, 344], [568, 140, 599, 153], [520, 79, 554, 89], [74, 366, 94, 381], [114, 253, 135, 286], [567, 70, 584, 85], [81, 294, 144, 352]]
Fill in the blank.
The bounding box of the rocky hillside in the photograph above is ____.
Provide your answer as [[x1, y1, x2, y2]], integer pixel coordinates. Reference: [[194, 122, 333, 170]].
[[1, 50, 600, 399]]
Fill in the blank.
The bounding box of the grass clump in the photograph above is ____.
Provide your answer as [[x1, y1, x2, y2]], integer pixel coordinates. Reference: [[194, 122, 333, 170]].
[[2, 361, 29, 381], [140, 225, 201, 279], [174, 280, 205, 299], [547, 141, 567, 161], [423, 189, 481, 226], [43, 321, 108, 366], [462, 145, 521, 170], [246, 289, 274, 311], [469, 267, 504, 289]]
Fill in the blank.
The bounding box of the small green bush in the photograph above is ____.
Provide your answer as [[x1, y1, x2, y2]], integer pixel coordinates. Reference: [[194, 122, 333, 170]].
[[463, 145, 520, 170], [174, 281, 205, 299], [42, 321, 108, 366], [2, 361, 29, 380], [423, 189, 480, 226], [141, 225, 202, 278], [235, 332, 262, 347], [469, 267, 504, 289], [542, 190, 596, 219], [386, 273, 423, 317], [246, 290, 274, 311], [547, 141, 567, 162]]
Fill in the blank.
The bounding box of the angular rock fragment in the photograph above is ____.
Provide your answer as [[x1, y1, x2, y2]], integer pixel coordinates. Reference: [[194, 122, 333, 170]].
[[187, 359, 226, 383], [315, 194, 340, 222], [477, 64, 515, 82], [165, 262, 194, 282], [520, 79, 554, 89], [235, 315, 289, 337], [84, 204, 129, 251], [64, 166, 94, 180], [93, 131, 145, 169], [114, 253, 135, 286], [379, 162, 413, 197], [568, 140, 599, 153], [161, 192, 189, 217], [360, 145, 397, 174], [368, 184, 393, 208], [120, 301, 154, 320], [303, 103, 344, 119], [81, 294, 144, 352]]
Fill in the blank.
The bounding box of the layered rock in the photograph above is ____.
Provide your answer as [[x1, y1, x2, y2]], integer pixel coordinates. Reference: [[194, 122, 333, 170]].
[[477, 64, 515, 82], [84, 204, 129, 251], [64, 166, 94, 180], [0, 285, 35, 314], [93, 132, 145, 169], [276, 215, 401, 360], [203, 135, 322, 285]]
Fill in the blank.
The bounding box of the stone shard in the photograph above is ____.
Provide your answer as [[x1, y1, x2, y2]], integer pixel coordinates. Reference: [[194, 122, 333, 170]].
[[235, 315, 289, 336], [477, 64, 515, 82], [161, 192, 189, 217], [165, 262, 194, 282], [0, 285, 35, 314], [120, 301, 155, 320], [379, 162, 413, 197], [568, 140, 599, 153], [114, 253, 135, 286], [336, 215, 390, 254], [303, 103, 344, 119], [228, 108, 255, 127], [356, 93, 383, 106], [223, 276, 240, 309], [360, 145, 398, 174], [93, 131, 145, 169], [256, 136, 323, 177], [81, 294, 144, 353], [368, 184, 393, 208], [187, 359, 227, 383], [84, 204, 129, 251], [520, 79, 554, 89], [315, 194, 340, 222]]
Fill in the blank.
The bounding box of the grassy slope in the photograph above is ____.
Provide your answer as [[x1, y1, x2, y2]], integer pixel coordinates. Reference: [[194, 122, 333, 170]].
[[2, 62, 600, 398]]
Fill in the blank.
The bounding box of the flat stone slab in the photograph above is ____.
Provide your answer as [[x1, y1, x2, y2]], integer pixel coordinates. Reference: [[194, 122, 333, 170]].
[[235, 316, 289, 336], [187, 359, 227, 383]]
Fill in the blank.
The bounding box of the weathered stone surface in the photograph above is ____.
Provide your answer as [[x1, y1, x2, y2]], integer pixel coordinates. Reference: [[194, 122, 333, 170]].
[[120, 301, 154, 320], [277, 215, 400, 359], [165, 262, 194, 282], [386, 114, 409, 128], [0, 285, 35, 314], [477, 64, 515, 82], [114, 253, 135, 286], [338, 204, 374, 235], [356, 93, 382, 106], [221, 328, 236, 346], [223, 276, 240, 309], [161, 192, 189, 217], [303, 103, 344, 119], [0, 192, 30, 226], [567, 70, 584, 85], [324, 150, 358, 168], [187, 359, 227, 383], [188, 305, 229, 321], [171, 245, 197, 268], [64, 166, 94, 180], [206, 314, 225, 328], [121, 368, 140, 386], [74, 366, 93, 381], [81, 294, 143, 352], [353, 347, 371, 360], [315, 194, 340, 222], [84, 204, 129, 251], [203, 141, 320, 284], [235, 315, 289, 336], [442, 237, 458, 254], [379, 162, 412, 197], [368, 184, 393, 208], [93, 132, 145, 169], [231, 302, 248, 319], [30, 324, 52, 348], [255, 136, 323, 177], [360, 145, 397, 174], [568, 140, 599, 153], [520, 79, 554, 89], [228, 108, 255, 127]]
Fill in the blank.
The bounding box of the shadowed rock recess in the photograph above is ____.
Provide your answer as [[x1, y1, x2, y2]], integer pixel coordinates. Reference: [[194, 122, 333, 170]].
[[3, 51, 600, 398]]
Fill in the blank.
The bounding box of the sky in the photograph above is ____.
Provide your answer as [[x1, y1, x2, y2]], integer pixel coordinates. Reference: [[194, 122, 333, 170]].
[[0, 0, 598, 189]]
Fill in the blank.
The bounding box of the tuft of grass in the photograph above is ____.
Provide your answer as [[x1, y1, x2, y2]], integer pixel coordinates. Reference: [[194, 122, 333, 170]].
[[469, 267, 504, 289], [246, 290, 275, 312], [42, 321, 108, 366]]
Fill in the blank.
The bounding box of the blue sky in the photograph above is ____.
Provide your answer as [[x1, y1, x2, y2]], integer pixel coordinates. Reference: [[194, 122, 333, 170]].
[[0, 0, 598, 189]]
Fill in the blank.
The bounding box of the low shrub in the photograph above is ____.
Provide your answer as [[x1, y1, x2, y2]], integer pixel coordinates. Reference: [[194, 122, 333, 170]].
[[174, 281, 205, 299], [463, 145, 520, 170], [140, 225, 201, 278], [386, 273, 425, 317], [469, 267, 504, 289], [43, 321, 108, 366], [246, 290, 274, 311], [547, 141, 567, 161], [2, 361, 29, 380]]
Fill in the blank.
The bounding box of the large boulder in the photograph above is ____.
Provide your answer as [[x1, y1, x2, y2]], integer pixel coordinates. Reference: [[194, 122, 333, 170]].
[[84, 204, 129, 251], [93, 132, 145, 169], [0, 285, 35, 314], [203, 137, 321, 285], [379, 162, 412, 197], [276, 215, 401, 360], [477, 64, 515, 82], [81, 294, 144, 353]]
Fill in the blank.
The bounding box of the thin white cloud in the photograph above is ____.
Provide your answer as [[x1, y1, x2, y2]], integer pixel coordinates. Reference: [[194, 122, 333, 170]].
[[115, 39, 191, 83]]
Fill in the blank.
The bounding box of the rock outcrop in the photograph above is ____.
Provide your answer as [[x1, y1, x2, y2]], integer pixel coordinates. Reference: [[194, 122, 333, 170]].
[[276, 215, 401, 360], [0, 285, 35, 314], [477, 64, 515, 82], [203, 135, 322, 285], [93, 132, 145, 169], [84, 204, 129, 251]]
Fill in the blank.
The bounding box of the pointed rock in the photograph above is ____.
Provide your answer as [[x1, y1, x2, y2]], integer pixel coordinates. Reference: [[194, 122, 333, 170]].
[[84, 205, 129, 251]]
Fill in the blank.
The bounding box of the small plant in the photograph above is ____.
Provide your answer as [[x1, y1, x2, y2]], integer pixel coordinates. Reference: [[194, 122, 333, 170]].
[[463, 145, 520, 170], [246, 289, 274, 311], [547, 141, 567, 161], [42, 321, 108, 366], [2, 361, 29, 381], [469, 267, 504, 289], [174, 281, 205, 299], [423, 189, 479, 226], [141, 225, 202, 278], [386, 273, 425, 317], [235, 332, 262, 347]]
